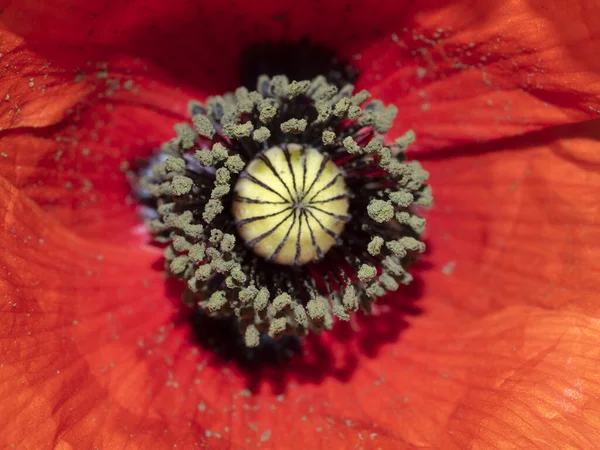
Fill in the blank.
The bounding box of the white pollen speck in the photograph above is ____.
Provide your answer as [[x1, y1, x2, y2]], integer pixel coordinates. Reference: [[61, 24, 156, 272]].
[[198, 402, 206, 412], [442, 260, 456, 275], [260, 430, 272, 442], [416, 67, 427, 79]]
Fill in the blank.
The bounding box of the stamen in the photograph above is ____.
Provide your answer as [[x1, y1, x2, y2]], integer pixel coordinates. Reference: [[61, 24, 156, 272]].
[[140, 74, 432, 347]]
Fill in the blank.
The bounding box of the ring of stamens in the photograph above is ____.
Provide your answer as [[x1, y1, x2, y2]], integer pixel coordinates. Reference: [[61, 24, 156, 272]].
[[140, 73, 432, 347], [233, 144, 349, 266]]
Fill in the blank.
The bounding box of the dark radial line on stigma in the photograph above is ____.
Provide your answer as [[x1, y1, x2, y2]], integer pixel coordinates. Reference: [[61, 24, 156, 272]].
[[234, 196, 289, 205], [240, 173, 290, 203], [301, 149, 308, 201], [246, 209, 296, 248], [307, 205, 351, 222], [269, 209, 297, 263], [303, 210, 324, 259], [305, 208, 338, 239], [309, 193, 350, 204], [305, 173, 343, 203], [302, 154, 330, 200], [258, 153, 295, 202], [282, 147, 299, 202], [294, 208, 303, 265], [235, 206, 292, 226]]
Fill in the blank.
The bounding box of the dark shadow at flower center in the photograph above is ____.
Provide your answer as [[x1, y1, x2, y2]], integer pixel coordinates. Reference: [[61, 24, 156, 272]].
[[239, 38, 358, 90], [166, 255, 431, 396]]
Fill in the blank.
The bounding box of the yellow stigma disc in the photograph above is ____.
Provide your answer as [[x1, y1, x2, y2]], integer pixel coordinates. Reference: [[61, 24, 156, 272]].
[[232, 144, 350, 265]]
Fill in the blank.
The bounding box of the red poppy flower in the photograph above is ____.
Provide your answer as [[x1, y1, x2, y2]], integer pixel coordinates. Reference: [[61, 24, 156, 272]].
[[2, 0, 600, 448]]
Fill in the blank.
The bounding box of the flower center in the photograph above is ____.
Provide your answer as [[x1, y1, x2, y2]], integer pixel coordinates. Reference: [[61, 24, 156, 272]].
[[137, 73, 432, 348], [232, 144, 349, 265]]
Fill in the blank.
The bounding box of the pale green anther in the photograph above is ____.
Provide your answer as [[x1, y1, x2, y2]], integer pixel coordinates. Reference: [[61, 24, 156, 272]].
[[273, 293, 293, 313], [169, 255, 189, 275], [165, 156, 186, 173], [231, 122, 254, 139], [254, 287, 270, 312], [374, 105, 398, 133], [306, 298, 326, 322], [367, 199, 395, 223], [212, 143, 229, 161], [164, 245, 177, 261], [293, 304, 309, 327], [333, 98, 350, 117], [395, 129, 416, 151], [286, 80, 310, 99], [174, 123, 197, 150], [342, 136, 362, 154], [210, 229, 223, 244], [332, 304, 350, 321], [187, 277, 198, 293], [207, 291, 227, 312], [244, 325, 260, 347], [315, 103, 331, 123], [172, 235, 191, 252], [192, 114, 215, 138], [239, 285, 258, 303], [188, 243, 206, 263], [215, 167, 231, 185], [183, 224, 204, 239], [350, 90, 370, 105], [230, 266, 247, 283], [202, 199, 223, 223], [380, 273, 399, 291], [322, 130, 336, 146], [395, 211, 411, 224], [211, 185, 230, 199], [366, 282, 386, 298], [211, 258, 234, 274], [367, 236, 384, 256], [386, 240, 407, 258], [164, 210, 192, 228], [409, 216, 426, 234], [268, 317, 288, 338], [357, 264, 377, 282], [171, 175, 193, 196], [342, 285, 358, 310], [194, 149, 213, 166], [280, 118, 307, 134], [220, 233, 236, 252], [205, 247, 220, 260], [253, 127, 271, 143], [235, 87, 254, 113], [365, 139, 382, 154], [270, 75, 289, 97], [258, 101, 277, 123], [347, 105, 362, 118], [405, 162, 430, 190], [389, 190, 414, 207], [400, 236, 426, 252], [313, 85, 338, 101], [157, 203, 175, 215], [146, 219, 167, 234], [414, 185, 433, 207], [225, 154, 245, 173], [248, 91, 263, 105], [383, 256, 404, 276]]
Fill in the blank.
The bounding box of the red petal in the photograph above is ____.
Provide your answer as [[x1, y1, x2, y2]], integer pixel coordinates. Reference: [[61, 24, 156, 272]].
[[352, 0, 600, 150], [2, 124, 600, 447]]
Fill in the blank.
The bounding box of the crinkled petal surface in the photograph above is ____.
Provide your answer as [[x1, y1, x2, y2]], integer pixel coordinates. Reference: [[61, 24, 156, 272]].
[[2, 126, 600, 449], [1, 0, 600, 448]]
